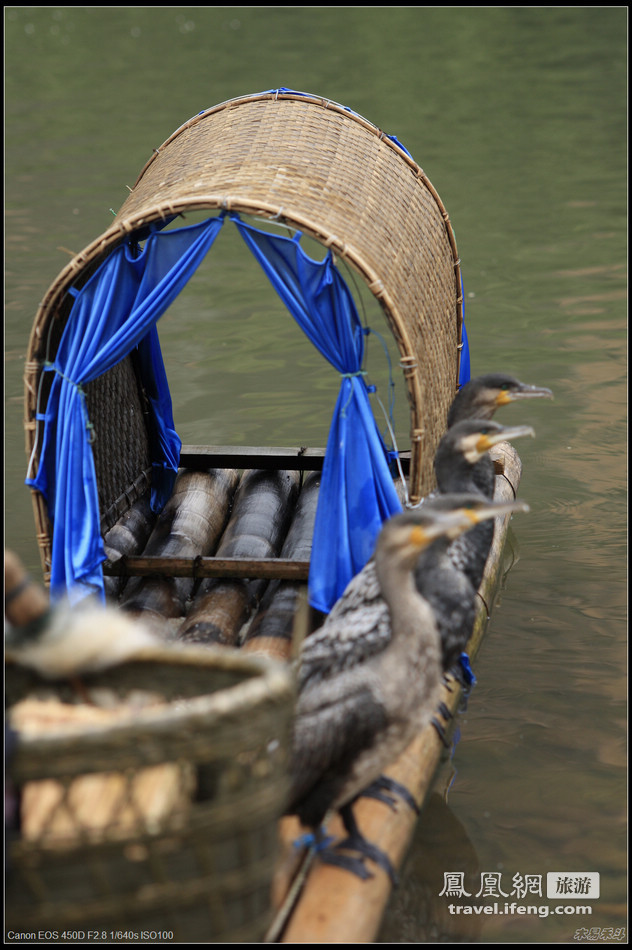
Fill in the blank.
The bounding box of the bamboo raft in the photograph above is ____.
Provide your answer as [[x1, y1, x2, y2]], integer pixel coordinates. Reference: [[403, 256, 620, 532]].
[[10, 90, 524, 941]]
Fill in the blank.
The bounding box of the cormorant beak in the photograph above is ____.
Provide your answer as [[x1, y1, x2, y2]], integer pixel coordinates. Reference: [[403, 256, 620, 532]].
[[477, 424, 535, 453], [408, 511, 463, 551], [458, 499, 530, 527], [497, 383, 554, 406], [409, 510, 486, 547]]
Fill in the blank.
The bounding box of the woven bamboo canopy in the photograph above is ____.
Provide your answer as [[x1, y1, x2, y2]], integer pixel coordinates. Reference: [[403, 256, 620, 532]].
[[24, 90, 463, 580]]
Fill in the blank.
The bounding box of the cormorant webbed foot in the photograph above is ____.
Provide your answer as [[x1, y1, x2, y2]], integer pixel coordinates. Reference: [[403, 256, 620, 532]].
[[332, 834, 398, 886], [432, 715, 451, 748], [319, 847, 374, 880], [295, 822, 381, 883], [437, 701, 452, 721], [360, 775, 419, 814], [334, 803, 399, 886]]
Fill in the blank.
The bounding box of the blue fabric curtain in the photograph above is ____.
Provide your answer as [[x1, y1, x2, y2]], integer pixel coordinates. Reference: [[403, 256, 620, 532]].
[[458, 273, 471, 386], [459, 318, 471, 386], [27, 215, 225, 604], [232, 215, 403, 612], [27, 197, 468, 614]]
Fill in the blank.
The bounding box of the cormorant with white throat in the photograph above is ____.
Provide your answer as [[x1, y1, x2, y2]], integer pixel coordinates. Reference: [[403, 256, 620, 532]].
[[434, 418, 534, 591], [286, 496, 528, 881]]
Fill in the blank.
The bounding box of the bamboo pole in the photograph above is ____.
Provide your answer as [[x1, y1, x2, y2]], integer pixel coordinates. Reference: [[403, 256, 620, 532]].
[[120, 468, 239, 628], [177, 470, 300, 646], [243, 472, 321, 660], [102, 493, 157, 600], [270, 443, 522, 943]]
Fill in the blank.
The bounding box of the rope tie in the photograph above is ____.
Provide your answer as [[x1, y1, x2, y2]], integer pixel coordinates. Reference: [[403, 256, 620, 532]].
[[340, 370, 368, 418], [340, 370, 367, 379], [399, 355, 418, 378], [368, 278, 385, 297], [42, 361, 96, 443], [324, 234, 346, 255], [43, 360, 81, 389]]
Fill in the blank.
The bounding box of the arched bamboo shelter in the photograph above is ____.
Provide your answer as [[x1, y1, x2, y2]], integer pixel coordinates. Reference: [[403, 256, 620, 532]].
[[24, 89, 466, 603]]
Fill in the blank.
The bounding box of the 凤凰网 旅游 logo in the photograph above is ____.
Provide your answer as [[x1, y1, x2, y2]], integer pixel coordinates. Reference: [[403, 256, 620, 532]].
[[547, 873, 599, 899]]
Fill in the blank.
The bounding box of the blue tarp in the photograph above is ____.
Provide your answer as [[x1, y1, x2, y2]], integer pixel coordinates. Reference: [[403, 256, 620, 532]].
[[27, 215, 225, 604], [233, 215, 403, 611], [458, 273, 471, 387], [27, 147, 470, 613]]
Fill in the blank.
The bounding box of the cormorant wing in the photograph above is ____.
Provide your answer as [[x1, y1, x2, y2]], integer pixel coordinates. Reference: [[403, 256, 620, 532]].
[[288, 681, 389, 821], [298, 560, 392, 689]]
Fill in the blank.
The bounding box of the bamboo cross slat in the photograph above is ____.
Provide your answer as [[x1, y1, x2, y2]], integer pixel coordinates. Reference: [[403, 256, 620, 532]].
[[104, 555, 311, 581]]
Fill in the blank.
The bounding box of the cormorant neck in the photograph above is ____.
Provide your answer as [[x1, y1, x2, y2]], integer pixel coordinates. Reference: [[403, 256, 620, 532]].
[[435, 454, 494, 497], [375, 552, 439, 647], [447, 394, 494, 427]]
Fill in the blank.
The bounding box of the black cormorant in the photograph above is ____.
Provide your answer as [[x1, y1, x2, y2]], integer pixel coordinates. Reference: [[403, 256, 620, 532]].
[[447, 373, 553, 428], [414, 493, 529, 676], [434, 419, 534, 591]]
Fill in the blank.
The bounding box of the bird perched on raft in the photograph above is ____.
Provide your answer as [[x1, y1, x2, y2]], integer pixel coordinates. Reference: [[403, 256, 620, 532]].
[[308, 419, 534, 736], [432, 373, 552, 677], [446, 372, 553, 428], [434, 418, 534, 592], [4, 550, 159, 679], [441, 371, 552, 499], [413, 492, 526, 676], [413, 373, 551, 615], [286, 497, 528, 882], [4, 602, 160, 680]]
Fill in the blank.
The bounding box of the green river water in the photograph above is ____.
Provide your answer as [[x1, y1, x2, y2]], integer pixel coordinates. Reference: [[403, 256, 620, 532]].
[[5, 7, 626, 943]]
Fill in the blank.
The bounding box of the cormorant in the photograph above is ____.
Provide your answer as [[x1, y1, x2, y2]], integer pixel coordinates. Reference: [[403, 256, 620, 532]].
[[447, 373, 553, 428], [431, 375, 550, 679], [4, 602, 159, 678], [414, 493, 529, 675], [4, 549, 159, 682], [434, 419, 534, 591], [286, 497, 527, 881]]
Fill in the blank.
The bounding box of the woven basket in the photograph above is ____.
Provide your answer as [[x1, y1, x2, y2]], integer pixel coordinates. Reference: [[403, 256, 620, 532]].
[[24, 89, 463, 581], [6, 646, 294, 942]]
